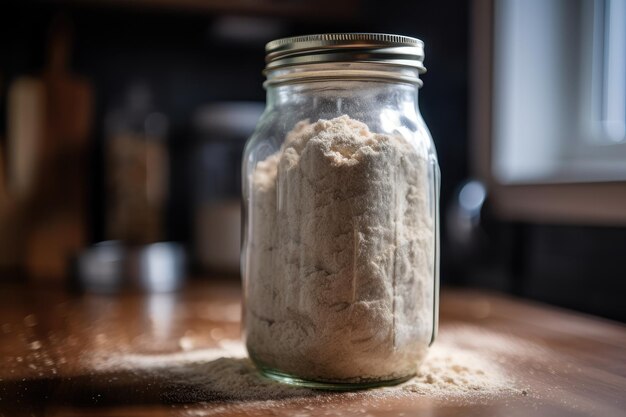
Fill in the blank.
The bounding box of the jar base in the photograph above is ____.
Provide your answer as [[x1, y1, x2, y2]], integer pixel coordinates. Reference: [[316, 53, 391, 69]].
[[258, 366, 415, 391]]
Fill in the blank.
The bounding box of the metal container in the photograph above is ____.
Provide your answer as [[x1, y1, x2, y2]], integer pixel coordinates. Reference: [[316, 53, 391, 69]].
[[192, 102, 263, 274], [74, 241, 186, 293]]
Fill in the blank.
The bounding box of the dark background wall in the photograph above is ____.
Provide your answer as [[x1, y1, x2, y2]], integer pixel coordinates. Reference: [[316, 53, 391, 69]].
[[0, 0, 469, 245], [1, 1, 625, 322]]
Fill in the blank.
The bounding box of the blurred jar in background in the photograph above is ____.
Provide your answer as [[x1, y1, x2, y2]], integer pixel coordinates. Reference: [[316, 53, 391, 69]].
[[105, 83, 169, 244], [192, 102, 264, 274], [75, 84, 184, 294]]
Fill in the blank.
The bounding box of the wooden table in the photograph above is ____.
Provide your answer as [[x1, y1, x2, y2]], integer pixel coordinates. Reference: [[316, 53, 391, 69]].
[[1, 279, 624, 416]]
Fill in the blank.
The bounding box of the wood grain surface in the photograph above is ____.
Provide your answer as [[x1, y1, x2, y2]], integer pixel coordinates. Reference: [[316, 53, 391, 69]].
[[0, 279, 624, 416]]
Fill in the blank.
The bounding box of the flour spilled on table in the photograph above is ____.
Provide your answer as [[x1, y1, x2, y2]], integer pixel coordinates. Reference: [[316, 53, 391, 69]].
[[88, 325, 528, 404], [399, 343, 515, 397]]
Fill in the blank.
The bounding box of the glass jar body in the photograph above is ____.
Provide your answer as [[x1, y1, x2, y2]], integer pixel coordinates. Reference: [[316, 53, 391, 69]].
[[242, 70, 440, 389]]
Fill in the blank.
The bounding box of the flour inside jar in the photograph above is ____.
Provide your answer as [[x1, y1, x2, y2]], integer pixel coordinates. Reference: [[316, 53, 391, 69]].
[[245, 115, 436, 383]]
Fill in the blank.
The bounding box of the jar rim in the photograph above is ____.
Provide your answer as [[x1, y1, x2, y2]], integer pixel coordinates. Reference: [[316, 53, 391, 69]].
[[263, 67, 424, 88], [264, 33, 426, 73]]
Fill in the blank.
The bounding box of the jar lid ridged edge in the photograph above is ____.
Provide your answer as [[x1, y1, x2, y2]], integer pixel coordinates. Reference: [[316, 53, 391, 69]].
[[264, 33, 426, 73], [265, 33, 423, 52]]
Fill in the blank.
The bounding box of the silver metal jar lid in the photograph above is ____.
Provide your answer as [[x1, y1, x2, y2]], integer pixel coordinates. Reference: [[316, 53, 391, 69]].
[[265, 33, 426, 73]]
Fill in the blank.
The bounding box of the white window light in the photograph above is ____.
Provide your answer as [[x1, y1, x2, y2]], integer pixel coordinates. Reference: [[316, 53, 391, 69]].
[[492, 0, 626, 184]]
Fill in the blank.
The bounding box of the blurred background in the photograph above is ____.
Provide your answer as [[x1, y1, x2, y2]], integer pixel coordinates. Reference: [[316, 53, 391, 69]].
[[0, 0, 624, 321]]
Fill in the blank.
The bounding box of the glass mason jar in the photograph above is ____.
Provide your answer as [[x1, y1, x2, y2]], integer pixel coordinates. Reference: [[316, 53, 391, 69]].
[[242, 33, 440, 390]]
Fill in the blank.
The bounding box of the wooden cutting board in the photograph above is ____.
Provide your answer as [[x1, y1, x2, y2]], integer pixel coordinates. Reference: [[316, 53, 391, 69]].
[[3, 15, 93, 281]]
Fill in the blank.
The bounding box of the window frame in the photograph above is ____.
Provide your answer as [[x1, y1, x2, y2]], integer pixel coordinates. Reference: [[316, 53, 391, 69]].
[[471, 0, 626, 225]]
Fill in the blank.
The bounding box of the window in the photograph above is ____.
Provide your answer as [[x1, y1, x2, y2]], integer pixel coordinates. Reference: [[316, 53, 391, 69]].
[[471, 0, 626, 224], [491, 0, 626, 184]]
